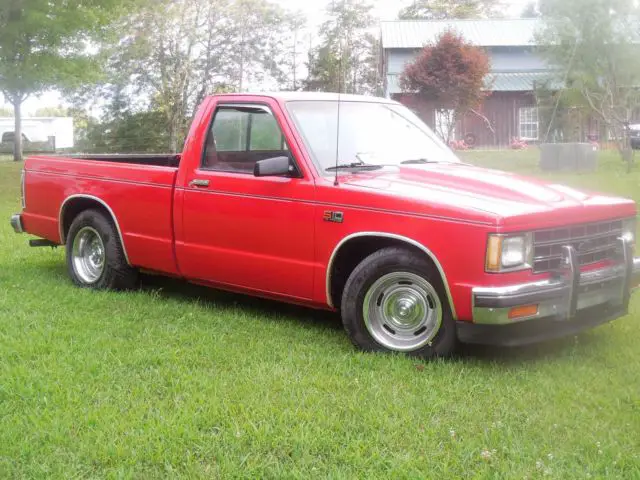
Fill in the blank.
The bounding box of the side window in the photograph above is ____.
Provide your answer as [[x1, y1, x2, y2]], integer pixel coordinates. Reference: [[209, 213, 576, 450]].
[[250, 113, 284, 151], [203, 106, 290, 173], [212, 110, 249, 151]]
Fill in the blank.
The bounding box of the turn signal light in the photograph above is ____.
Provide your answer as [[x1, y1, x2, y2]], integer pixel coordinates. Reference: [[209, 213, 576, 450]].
[[508, 304, 538, 320], [485, 235, 503, 272]]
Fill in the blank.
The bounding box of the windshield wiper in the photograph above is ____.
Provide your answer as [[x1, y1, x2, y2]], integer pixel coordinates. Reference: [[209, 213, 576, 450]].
[[326, 158, 440, 172], [325, 162, 385, 172]]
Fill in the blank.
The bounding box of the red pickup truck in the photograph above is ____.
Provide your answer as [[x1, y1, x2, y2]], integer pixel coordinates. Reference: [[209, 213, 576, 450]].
[[10, 92, 640, 357]]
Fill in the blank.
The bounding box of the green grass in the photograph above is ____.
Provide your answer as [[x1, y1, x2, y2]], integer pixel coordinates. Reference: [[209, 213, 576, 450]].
[[1, 152, 640, 478]]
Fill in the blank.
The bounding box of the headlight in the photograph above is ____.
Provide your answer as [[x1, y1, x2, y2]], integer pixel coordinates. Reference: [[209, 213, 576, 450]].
[[486, 233, 533, 272], [622, 217, 636, 245]]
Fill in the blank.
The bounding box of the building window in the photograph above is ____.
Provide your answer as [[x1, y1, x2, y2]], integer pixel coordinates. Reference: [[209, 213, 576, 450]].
[[518, 107, 539, 140]]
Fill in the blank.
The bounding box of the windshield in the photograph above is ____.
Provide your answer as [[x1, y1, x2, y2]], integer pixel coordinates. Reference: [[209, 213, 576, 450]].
[[286, 100, 460, 173]]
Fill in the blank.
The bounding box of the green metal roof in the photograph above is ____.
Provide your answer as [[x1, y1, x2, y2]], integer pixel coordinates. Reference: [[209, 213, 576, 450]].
[[381, 19, 539, 49], [488, 72, 556, 91], [387, 71, 558, 94]]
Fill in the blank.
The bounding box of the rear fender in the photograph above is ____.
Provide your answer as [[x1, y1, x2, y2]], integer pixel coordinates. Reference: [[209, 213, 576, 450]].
[[59, 194, 131, 264]]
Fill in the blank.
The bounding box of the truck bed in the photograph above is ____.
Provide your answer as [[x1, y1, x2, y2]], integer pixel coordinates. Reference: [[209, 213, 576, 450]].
[[22, 154, 180, 275]]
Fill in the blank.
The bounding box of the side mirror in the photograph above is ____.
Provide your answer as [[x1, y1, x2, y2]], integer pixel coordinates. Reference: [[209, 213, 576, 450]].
[[253, 156, 293, 177]]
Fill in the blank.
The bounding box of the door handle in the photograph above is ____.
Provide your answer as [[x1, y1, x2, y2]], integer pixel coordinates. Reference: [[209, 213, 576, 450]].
[[189, 179, 210, 188]]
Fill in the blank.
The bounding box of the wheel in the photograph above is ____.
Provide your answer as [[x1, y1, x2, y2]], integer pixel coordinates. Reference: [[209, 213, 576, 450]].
[[66, 209, 138, 290], [464, 132, 477, 148], [341, 247, 457, 358]]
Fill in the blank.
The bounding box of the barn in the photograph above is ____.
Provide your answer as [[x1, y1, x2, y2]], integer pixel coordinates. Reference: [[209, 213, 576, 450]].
[[381, 18, 554, 148]]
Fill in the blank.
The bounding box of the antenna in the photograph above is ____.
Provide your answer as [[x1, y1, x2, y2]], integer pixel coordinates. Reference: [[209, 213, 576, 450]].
[[333, 63, 342, 186], [333, 1, 344, 186]]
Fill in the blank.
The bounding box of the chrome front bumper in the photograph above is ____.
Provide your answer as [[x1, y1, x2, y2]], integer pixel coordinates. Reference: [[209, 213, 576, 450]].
[[472, 240, 640, 326], [10, 214, 24, 234]]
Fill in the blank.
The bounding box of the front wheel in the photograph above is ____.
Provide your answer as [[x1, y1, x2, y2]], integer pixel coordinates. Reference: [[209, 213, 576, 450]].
[[341, 247, 457, 358], [66, 209, 138, 290]]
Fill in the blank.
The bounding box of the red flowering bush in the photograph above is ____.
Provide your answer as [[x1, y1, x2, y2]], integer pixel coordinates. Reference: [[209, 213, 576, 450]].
[[400, 31, 490, 144], [449, 139, 469, 150], [510, 137, 528, 150]]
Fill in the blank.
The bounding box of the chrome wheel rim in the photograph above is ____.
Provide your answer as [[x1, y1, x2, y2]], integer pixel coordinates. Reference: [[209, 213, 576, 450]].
[[72, 226, 105, 284], [363, 272, 442, 352]]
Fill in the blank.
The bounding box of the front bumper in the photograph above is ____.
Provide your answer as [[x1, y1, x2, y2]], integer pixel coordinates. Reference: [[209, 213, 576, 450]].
[[10, 214, 24, 234], [461, 240, 640, 346]]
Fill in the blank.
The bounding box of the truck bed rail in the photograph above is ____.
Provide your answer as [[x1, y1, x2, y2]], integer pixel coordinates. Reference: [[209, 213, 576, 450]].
[[62, 154, 181, 168]]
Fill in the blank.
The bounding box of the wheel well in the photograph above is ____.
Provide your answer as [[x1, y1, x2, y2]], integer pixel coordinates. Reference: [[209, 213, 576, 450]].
[[328, 236, 444, 309], [60, 197, 113, 244]]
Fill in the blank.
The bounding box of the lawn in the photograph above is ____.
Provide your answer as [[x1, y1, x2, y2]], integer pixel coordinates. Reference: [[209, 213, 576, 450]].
[[1, 150, 639, 478]]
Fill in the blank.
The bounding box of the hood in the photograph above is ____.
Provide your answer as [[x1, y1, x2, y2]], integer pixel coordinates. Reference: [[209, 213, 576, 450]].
[[341, 162, 636, 229]]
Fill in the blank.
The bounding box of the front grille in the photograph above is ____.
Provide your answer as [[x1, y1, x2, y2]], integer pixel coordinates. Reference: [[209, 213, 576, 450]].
[[533, 219, 623, 273]]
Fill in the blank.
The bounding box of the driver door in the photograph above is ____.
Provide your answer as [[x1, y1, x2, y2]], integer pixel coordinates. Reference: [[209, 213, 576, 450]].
[[176, 101, 316, 301]]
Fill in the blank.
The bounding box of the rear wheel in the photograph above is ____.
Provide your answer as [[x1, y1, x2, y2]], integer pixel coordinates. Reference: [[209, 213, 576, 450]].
[[341, 247, 457, 358], [66, 209, 138, 290]]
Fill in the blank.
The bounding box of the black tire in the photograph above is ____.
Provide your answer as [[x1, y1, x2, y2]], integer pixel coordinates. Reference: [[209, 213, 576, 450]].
[[464, 132, 477, 148], [341, 247, 457, 358], [66, 209, 138, 290]]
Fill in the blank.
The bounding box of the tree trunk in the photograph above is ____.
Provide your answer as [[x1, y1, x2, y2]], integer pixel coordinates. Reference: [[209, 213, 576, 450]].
[[614, 123, 634, 173], [13, 100, 23, 162], [169, 128, 177, 153], [168, 115, 178, 153], [623, 125, 634, 173]]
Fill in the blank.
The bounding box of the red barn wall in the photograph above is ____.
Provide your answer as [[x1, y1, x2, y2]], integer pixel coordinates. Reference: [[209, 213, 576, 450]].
[[393, 91, 537, 147]]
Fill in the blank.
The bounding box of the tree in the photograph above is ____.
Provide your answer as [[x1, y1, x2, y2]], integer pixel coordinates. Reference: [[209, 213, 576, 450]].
[[76, 110, 170, 153], [520, 1, 540, 18], [398, 0, 502, 20], [226, 0, 297, 92], [282, 12, 308, 91], [67, 107, 93, 150], [105, 0, 296, 152], [400, 31, 490, 143], [305, 0, 381, 96], [0, 0, 132, 161], [119, 0, 217, 152], [535, 83, 590, 143], [35, 106, 69, 117], [0, 106, 12, 117], [539, 0, 640, 170]]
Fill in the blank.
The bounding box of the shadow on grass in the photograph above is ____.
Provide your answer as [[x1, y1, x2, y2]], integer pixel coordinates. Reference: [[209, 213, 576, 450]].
[[458, 330, 606, 365], [140, 273, 610, 364], [139, 273, 343, 331], [26, 262, 609, 363]]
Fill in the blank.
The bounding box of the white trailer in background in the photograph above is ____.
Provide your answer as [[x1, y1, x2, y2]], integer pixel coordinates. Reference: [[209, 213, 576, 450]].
[[0, 117, 74, 150]]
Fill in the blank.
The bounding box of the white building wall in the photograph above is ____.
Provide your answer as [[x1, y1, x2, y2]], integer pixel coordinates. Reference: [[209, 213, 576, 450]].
[[0, 117, 74, 149]]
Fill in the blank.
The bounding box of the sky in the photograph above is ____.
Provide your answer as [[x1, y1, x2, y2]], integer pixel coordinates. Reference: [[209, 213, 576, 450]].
[[276, 0, 530, 23], [1, 0, 532, 116]]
